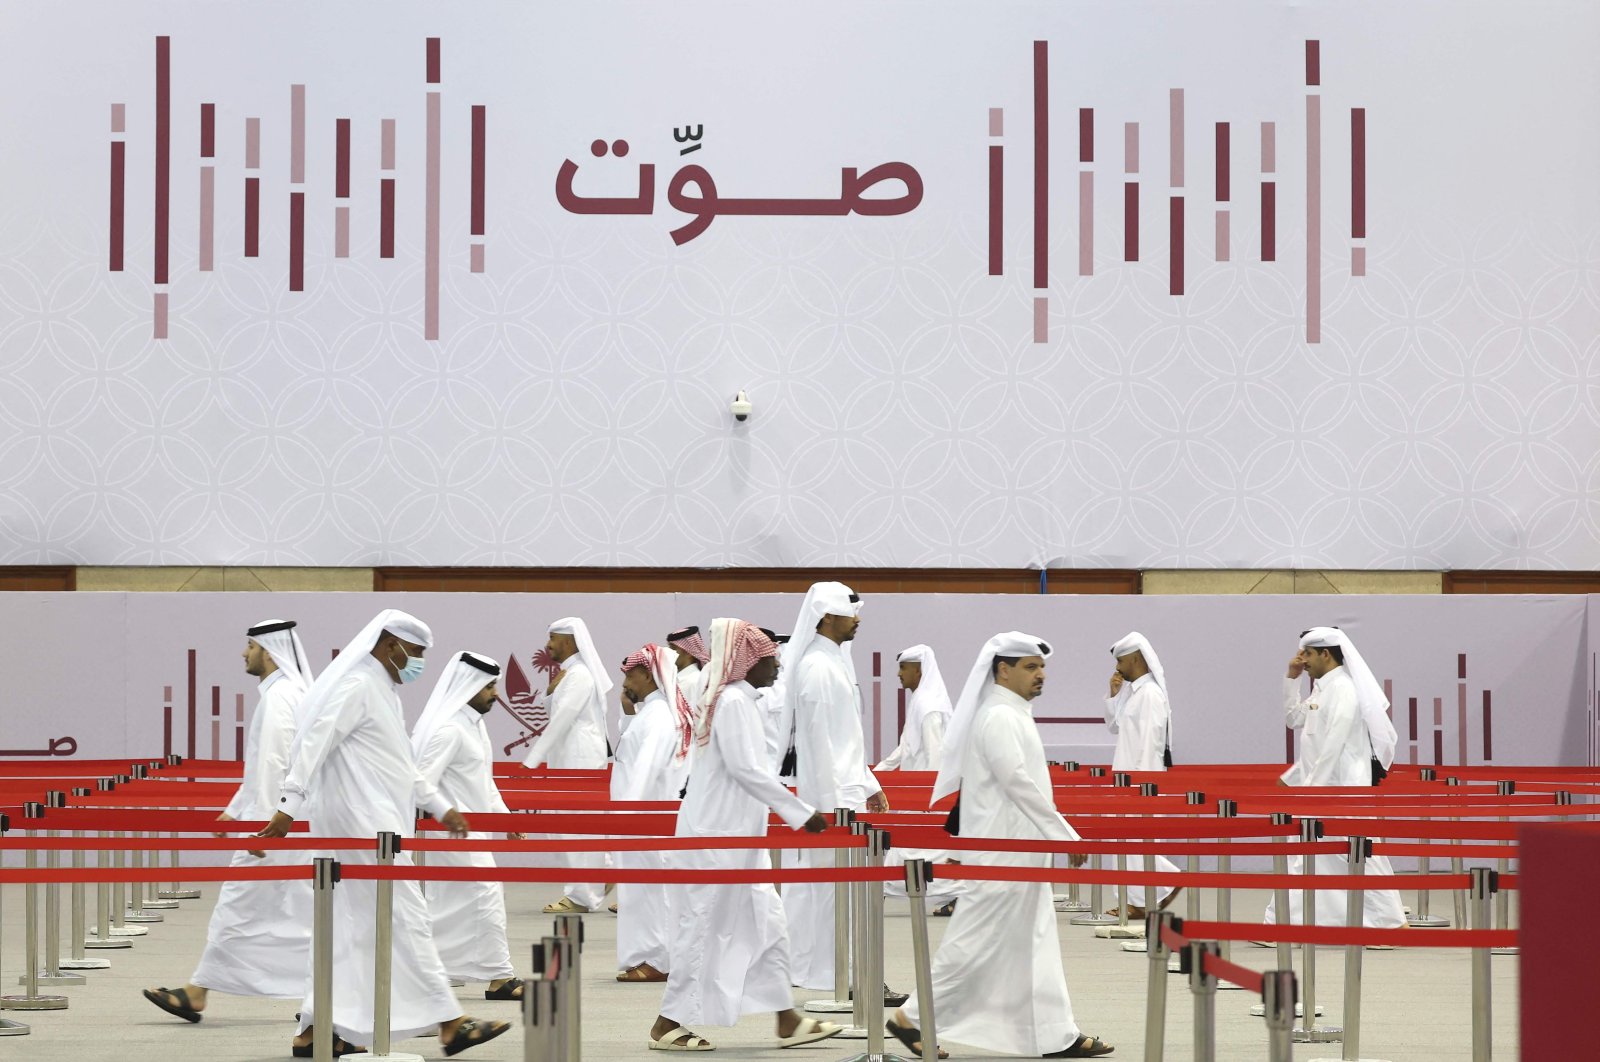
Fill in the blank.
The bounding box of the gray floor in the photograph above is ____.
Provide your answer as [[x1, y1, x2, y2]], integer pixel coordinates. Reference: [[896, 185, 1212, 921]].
[[0, 880, 1518, 1060]]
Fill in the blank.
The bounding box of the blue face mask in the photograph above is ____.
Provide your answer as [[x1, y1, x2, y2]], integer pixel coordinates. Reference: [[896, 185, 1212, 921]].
[[390, 645, 426, 684]]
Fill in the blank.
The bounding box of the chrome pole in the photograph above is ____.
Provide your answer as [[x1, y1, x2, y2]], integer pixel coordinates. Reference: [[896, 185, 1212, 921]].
[[1143, 910, 1175, 1062], [806, 809, 856, 1014], [553, 912, 585, 1062], [903, 859, 940, 1062], [312, 858, 338, 1062]]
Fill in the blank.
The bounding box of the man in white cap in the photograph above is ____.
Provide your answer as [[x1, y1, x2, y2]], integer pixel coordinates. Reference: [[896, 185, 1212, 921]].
[[613, 643, 695, 983], [890, 632, 1114, 1059], [780, 581, 894, 997], [1102, 632, 1180, 918], [411, 651, 525, 1002], [876, 644, 960, 915], [522, 616, 612, 913], [1264, 626, 1405, 928], [143, 619, 314, 1023], [648, 619, 841, 1052], [258, 608, 510, 1057]]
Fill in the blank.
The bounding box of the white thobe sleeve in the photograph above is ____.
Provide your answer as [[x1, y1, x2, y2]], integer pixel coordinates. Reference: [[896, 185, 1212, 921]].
[[1121, 687, 1168, 773], [1294, 686, 1365, 788], [719, 699, 815, 829], [277, 676, 367, 820], [414, 723, 463, 794], [1104, 688, 1127, 732], [980, 714, 1080, 842], [921, 712, 946, 770], [254, 685, 300, 817], [521, 671, 588, 768], [1283, 677, 1312, 730]]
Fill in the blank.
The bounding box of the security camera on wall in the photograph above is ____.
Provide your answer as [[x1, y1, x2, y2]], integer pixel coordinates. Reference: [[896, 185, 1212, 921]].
[[730, 391, 752, 422]]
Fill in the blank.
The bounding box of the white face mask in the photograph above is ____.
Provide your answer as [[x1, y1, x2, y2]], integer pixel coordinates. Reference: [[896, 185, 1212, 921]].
[[390, 644, 426, 684]]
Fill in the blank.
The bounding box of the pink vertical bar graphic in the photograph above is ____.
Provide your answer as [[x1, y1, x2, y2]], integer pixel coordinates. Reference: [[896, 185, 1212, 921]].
[[199, 103, 215, 272], [380, 118, 396, 260], [1458, 682, 1468, 765], [1031, 41, 1048, 291], [1078, 107, 1093, 276], [1351, 107, 1366, 277], [153, 293, 168, 340], [1260, 121, 1276, 262], [210, 685, 220, 759], [1215, 121, 1230, 262], [290, 85, 306, 291], [871, 652, 882, 764], [109, 105, 125, 272], [425, 40, 442, 340], [1032, 296, 1048, 342], [1305, 41, 1321, 343], [154, 36, 170, 285], [1169, 88, 1183, 296], [235, 693, 246, 760], [470, 105, 486, 273], [1215, 213, 1230, 264], [1124, 122, 1139, 262], [987, 108, 1003, 276], [244, 118, 261, 258], [335, 118, 351, 259]]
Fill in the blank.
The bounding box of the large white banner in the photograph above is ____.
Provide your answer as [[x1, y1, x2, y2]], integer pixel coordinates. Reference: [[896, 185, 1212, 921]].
[[0, 592, 1587, 770], [2, 2, 1598, 568]]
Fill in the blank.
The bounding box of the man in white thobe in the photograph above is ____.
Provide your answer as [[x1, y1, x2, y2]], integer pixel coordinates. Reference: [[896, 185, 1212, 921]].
[[1103, 632, 1181, 917], [613, 643, 694, 982], [756, 629, 793, 775], [648, 619, 841, 1052], [780, 582, 894, 997], [668, 625, 709, 722], [143, 619, 313, 1022], [875, 644, 960, 910], [1263, 626, 1406, 929], [258, 609, 509, 1057], [411, 651, 525, 1000], [892, 632, 1114, 1059], [521, 616, 613, 913]]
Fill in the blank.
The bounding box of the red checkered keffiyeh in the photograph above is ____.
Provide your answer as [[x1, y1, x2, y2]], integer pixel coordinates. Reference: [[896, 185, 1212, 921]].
[[668, 627, 710, 667], [699, 619, 778, 747], [619, 643, 695, 761]]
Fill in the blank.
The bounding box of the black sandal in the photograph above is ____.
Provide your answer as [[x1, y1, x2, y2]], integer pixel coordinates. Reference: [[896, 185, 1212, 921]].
[[292, 1035, 363, 1057], [142, 986, 202, 1023], [444, 1018, 512, 1057], [1045, 1033, 1116, 1057], [887, 1019, 948, 1059], [933, 899, 957, 917], [484, 977, 524, 1000]]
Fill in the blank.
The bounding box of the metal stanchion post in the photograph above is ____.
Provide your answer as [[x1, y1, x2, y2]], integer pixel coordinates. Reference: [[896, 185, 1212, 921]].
[[1188, 941, 1219, 1062], [524, 942, 554, 1062], [61, 787, 108, 972], [1271, 813, 1295, 975], [1053, 764, 1090, 913], [353, 831, 423, 1062], [1143, 910, 1176, 1062], [841, 829, 908, 1062], [1, 805, 68, 1012], [1100, 775, 1140, 938], [1491, 782, 1517, 956], [836, 821, 870, 1039], [1446, 777, 1467, 930], [1292, 818, 1340, 1043], [28, 794, 85, 987], [1183, 791, 1203, 922], [1310, 837, 1389, 1062], [539, 936, 569, 1062], [807, 809, 857, 1015], [124, 829, 163, 924], [553, 912, 585, 1062], [86, 780, 133, 947], [1262, 970, 1297, 1062], [311, 858, 339, 1062], [903, 860, 940, 1062], [1214, 799, 1241, 989], [1469, 868, 1494, 1062], [0, 815, 31, 1035]]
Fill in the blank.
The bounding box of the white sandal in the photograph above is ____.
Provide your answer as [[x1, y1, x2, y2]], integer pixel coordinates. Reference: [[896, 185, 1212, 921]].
[[777, 1017, 843, 1049], [649, 1026, 715, 1051]]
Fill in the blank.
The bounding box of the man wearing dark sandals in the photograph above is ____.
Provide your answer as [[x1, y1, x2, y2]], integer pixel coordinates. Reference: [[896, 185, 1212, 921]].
[[889, 632, 1115, 1059], [257, 609, 511, 1057]]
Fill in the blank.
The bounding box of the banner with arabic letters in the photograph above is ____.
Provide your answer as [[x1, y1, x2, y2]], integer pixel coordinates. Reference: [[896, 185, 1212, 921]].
[[1, 1, 1597, 568]]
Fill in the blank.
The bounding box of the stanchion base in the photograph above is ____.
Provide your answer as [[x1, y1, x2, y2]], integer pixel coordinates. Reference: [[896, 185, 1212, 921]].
[[1068, 914, 1119, 926], [833, 1025, 871, 1040], [123, 912, 163, 923], [1291, 1024, 1343, 1043], [1215, 981, 1244, 991], [1119, 940, 1147, 953], [18, 973, 87, 987], [345, 1053, 426, 1062], [1491, 946, 1520, 956], [1252, 1003, 1324, 1018], [101, 925, 148, 937], [837, 1052, 910, 1062], [1309, 1057, 1390, 1061], [140, 899, 179, 910], [157, 890, 202, 900], [0, 995, 68, 1011], [1094, 925, 1145, 939], [59, 959, 112, 970], [0, 1018, 29, 1035], [1406, 916, 1451, 927], [804, 1000, 854, 1014], [84, 937, 133, 948], [1052, 894, 1091, 913]]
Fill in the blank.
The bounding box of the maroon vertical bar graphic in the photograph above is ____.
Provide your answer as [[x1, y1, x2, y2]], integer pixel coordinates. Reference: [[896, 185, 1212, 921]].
[[1215, 122, 1230, 202], [1285, 728, 1295, 764], [1482, 690, 1492, 760], [1260, 121, 1276, 262], [244, 117, 261, 258], [987, 144, 1003, 275], [1031, 40, 1048, 290], [470, 105, 486, 235], [1078, 107, 1093, 276], [1458, 679, 1468, 765], [335, 119, 351, 199], [871, 651, 882, 763], [1458, 653, 1467, 679], [427, 37, 441, 85], [235, 693, 246, 760], [186, 649, 196, 760], [425, 39, 443, 340], [162, 685, 173, 760], [289, 193, 305, 291], [1351, 108, 1366, 238], [896, 688, 907, 738], [109, 142, 125, 271], [154, 36, 170, 285], [199, 103, 215, 159], [1433, 730, 1443, 765], [1408, 696, 1418, 741], [211, 685, 221, 759], [1124, 122, 1139, 262], [1169, 198, 1184, 294], [380, 118, 396, 260], [1078, 108, 1093, 164], [1305, 40, 1322, 343]]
